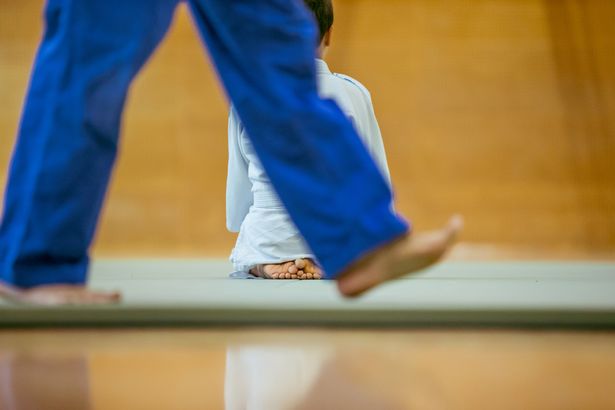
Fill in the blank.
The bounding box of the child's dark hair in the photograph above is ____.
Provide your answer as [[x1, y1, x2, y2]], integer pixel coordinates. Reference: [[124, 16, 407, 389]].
[[304, 0, 334, 43]]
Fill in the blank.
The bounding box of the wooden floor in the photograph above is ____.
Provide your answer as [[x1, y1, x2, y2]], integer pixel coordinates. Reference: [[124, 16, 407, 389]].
[[0, 328, 614, 409], [0, 258, 614, 409]]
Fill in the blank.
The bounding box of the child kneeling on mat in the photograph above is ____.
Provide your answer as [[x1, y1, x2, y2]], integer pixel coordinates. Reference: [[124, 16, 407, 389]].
[[226, 0, 393, 279]]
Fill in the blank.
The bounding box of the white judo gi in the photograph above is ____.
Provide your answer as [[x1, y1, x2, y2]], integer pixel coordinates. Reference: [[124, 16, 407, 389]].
[[227, 59, 392, 273]]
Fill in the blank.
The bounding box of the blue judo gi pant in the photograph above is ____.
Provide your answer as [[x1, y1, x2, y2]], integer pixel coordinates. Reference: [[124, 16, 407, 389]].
[[0, 0, 409, 288]]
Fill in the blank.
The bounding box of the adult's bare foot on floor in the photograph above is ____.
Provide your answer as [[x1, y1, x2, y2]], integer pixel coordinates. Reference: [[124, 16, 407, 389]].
[[337, 215, 464, 297], [0, 281, 121, 306]]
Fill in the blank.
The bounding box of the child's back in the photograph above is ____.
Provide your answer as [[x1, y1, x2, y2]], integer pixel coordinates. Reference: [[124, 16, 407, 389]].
[[227, 59, 392, 279], [226, 0, 392, 279]]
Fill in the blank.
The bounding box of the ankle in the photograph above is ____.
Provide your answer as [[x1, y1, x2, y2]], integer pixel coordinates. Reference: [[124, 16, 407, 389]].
[[339, 232, 409, 279]]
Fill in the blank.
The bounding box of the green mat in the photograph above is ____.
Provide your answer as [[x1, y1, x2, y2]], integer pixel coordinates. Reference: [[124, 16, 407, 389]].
[[1, 260, 614, 327]]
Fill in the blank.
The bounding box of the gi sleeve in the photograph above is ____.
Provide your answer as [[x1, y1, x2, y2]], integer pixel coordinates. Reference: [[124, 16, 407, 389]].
[[356, 91, 392, 187], [226, 107, 253, 232]]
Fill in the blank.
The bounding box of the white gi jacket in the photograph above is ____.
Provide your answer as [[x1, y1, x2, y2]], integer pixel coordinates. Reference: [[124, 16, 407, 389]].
[[226, 59, 392, 272]]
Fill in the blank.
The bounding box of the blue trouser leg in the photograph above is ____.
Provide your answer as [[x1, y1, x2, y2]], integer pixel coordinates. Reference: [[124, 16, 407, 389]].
[[1, 0, 409, 287], [188, 0, 409, 277], [0, 0, 179, 287]]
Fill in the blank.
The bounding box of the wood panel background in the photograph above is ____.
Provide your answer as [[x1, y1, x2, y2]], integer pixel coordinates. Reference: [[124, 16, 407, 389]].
[[1, 0, 613, 257]]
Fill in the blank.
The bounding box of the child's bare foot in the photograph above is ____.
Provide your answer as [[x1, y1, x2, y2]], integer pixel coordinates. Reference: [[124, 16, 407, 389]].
[[250, 260, 298, 279], [293, 258, 323, 280], [250, 259, 322, 280], [0, 281, 121, 306], [337, 215, 464, 297]]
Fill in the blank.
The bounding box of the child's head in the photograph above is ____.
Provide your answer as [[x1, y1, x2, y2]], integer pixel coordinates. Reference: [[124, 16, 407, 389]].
[[304, 0, 334, 57]]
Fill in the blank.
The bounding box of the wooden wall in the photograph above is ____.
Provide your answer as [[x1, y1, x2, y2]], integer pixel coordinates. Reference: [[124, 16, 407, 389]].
[[1, 0, 613, 257]]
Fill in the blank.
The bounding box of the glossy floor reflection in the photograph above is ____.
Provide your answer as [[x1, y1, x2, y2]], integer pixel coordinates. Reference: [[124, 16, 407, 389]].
[[0, 354, 91, 410], [1, 329, 615, 409]]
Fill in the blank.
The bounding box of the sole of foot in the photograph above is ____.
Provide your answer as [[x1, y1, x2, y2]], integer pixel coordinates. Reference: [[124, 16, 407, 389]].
[[250, 258, 322, 280], [336, 215, 464, 297]]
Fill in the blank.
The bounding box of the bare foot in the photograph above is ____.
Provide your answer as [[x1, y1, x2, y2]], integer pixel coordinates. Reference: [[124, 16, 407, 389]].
[[0, 281, 121, 306], [250, 260, 298, 279], [294, 258, 323, 280], [337, 215, 464, 297], [250, 259, 322, 280]]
